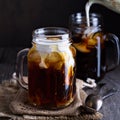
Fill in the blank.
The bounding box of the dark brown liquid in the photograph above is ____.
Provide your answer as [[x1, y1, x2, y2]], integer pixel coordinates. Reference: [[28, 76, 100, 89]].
[[28, 61, 76, 109], [72, 33, 106, 82]]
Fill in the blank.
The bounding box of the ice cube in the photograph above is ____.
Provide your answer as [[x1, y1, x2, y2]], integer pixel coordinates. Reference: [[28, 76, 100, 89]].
[[73, 43, 91, 53], [28, 50, 41, 63], [87, 38, 97, 47], [45, 52, 64, 68]]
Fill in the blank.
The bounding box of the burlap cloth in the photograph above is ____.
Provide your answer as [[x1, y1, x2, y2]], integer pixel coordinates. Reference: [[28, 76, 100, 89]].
[[0, 78, 103, 120]]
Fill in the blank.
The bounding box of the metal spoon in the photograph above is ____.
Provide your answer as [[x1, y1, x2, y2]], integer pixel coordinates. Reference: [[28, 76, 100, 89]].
[[85, 88, 118, 111]]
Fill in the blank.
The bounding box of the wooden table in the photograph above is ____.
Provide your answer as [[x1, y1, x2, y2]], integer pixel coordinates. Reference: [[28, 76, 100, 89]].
[[0, 47, 120, 120]]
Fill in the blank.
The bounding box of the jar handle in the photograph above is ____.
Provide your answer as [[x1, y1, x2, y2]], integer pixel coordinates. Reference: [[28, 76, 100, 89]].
[[16, 48, 29, 90], [106, 33, 120, 71]]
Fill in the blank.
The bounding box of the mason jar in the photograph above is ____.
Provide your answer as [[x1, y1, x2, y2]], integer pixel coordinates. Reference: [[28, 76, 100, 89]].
[[16, 27, 76, 109], [69, 13, 119, 82]]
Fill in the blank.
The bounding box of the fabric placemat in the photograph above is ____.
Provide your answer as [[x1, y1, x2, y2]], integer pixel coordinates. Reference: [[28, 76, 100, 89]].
[[0, 78, 103, 120]]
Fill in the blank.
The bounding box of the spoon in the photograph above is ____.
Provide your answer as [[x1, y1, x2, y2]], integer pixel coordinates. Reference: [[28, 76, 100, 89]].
[[85, 88, 118, 111]]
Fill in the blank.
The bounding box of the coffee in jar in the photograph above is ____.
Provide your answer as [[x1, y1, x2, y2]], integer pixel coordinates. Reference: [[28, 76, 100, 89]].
[[16, 27, 76, 109], [69, 13, 119, 82]]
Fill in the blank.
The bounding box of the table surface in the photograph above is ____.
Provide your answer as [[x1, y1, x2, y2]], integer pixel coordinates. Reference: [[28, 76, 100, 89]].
[[0, 47, 120, 120]]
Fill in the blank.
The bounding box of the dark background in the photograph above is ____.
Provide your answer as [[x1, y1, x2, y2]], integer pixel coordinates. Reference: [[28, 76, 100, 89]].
[[0, 0, 120, 47]]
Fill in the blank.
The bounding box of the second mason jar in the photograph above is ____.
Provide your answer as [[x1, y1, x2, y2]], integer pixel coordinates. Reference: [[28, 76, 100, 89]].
[[16, 27, 76, 109], [69, 13, 119, 82]]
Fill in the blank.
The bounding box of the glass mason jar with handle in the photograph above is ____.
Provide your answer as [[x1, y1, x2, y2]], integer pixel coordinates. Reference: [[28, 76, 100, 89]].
[[16, 27, 76, 109], [69, 13, 120, 82]]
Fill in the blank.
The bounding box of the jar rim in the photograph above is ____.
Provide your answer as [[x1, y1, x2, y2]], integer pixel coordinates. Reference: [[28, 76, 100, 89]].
[[32, 27, 71, 45], [70, 12, 102, 20], [69, 12, 103, 26]]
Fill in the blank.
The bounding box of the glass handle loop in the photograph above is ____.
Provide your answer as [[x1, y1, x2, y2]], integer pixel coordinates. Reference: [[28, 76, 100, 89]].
[[16, 48, 29, 90], [106, 33, 120, 71]]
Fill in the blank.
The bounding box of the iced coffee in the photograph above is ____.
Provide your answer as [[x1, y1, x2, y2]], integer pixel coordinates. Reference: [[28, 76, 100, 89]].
[[27, 27, 76, 109], [72, 26, 106, 81]]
